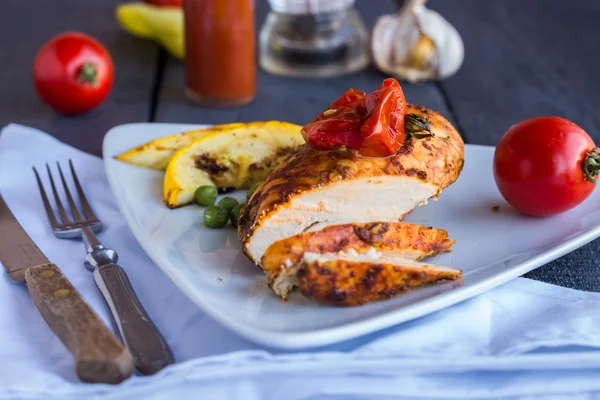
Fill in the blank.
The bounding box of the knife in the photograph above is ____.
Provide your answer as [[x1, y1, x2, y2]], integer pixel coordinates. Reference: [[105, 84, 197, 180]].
[[0, 194, 134, 384]]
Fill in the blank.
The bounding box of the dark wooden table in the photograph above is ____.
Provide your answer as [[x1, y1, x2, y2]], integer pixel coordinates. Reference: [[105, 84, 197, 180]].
[[3, 0, 600, 291]]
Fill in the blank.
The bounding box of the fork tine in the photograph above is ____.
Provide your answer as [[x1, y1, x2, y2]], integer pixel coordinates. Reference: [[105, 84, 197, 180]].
[[46, 163, 70, 224], [57, 161, 83, 221], [69, 160, 96, 219], [33, 167, 60, 229]]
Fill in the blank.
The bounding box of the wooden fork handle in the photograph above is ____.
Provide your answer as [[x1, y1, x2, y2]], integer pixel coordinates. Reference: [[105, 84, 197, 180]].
[[93, 263, 174, 375], [24, 264, 134, 384]]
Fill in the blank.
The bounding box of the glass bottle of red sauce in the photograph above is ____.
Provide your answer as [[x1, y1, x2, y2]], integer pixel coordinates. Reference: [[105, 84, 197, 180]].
[[183, 0, 256, 107]]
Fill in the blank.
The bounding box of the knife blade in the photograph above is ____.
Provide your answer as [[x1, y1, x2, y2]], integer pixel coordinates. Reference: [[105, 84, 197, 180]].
[[0, 193, 134, 384], [0, 195, 49, 282]]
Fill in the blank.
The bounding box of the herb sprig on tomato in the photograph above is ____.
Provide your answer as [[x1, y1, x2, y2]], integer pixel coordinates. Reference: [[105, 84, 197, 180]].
[[301, 78, 432, 157]]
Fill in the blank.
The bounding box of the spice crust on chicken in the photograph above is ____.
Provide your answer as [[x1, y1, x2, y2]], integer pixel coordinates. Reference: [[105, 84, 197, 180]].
[[238, 104, 464, 264]]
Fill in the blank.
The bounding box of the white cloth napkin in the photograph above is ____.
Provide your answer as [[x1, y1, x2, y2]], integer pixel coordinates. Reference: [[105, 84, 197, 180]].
[[1, 124, 600, 400]]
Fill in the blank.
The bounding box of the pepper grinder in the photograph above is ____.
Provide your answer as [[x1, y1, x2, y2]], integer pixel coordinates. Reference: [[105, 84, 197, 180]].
[[259, 0, 369, 78]]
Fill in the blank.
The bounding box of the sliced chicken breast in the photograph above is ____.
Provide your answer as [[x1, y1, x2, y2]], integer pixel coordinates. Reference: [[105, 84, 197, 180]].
[[298, 249, 462, 306], [261, 222, 454, 299], [238, 104, 464, 264]]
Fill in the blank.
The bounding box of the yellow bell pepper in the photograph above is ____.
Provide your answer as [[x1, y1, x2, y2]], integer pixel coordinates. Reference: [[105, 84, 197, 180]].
[[116, 3, 184, 60]]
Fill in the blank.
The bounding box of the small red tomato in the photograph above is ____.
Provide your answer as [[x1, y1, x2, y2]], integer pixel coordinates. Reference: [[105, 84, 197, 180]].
[[144, 0, 182, 6], [33, 32, 114, 114], [301, 78, 432, 157], [360, 78, 407, 157], [493, 116, 599, 216], [301, 88, 366, 151]]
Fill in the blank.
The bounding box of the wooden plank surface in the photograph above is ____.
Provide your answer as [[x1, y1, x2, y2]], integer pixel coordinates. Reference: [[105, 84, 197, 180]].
[[154, 0, 455, 125], [431, 0, 600, 145], [0, 0, 157, 156]]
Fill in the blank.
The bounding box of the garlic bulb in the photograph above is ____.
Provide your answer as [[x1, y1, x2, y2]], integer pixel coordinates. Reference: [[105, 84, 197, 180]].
[[372, 0, 464, 82]]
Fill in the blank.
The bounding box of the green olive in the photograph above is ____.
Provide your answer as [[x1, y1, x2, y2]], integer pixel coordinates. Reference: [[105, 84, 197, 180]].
[[203, 206, 229, 228], [230, 203, 243, 227], [247, 182, 262, 199], [217, 197, 239, 214], [195, 185, 218, 207]]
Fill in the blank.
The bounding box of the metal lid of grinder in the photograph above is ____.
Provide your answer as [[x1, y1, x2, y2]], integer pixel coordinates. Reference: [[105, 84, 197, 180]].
[[261, 0, 368, 77], [268, 0, 356, 14]]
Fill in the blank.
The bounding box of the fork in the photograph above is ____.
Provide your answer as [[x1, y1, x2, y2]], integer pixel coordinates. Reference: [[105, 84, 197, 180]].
[[33, 160, 174, 375]]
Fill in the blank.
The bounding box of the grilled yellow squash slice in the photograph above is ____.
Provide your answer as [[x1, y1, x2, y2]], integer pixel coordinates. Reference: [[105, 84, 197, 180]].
[[164, 121, 303, 208], [114, 123, 245, 170]]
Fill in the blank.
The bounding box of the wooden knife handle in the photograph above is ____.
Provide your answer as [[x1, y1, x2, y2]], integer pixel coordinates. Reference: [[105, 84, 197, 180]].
[[94, 263, 174, 375], [24, 263, 134, 384]]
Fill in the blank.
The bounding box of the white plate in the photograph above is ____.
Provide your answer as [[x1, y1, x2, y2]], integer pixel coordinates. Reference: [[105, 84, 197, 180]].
[[103, 123, 600, 349]]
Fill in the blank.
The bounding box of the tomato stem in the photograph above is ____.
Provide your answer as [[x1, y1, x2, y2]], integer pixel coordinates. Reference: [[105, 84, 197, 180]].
[[77, 61, 98, 86], [405, 113, 433, 139], [584, 147, 600, 184]]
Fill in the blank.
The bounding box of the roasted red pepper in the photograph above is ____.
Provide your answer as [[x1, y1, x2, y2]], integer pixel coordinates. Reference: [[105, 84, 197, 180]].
[[301, 78, 432, 157]]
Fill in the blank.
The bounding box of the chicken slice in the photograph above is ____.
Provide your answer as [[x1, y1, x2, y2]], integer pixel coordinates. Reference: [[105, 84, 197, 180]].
[[261, 222, 454, 299], [298, 249, 461, 306], [238, 104, 464, 264]]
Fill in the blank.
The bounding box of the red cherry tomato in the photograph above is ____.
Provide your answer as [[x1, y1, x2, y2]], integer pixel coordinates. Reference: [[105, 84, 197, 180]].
[[144, 0, 182, 6], [360, 79, 407, 157], [301, 88, 366, 151], [33, 32, 114, 114], [301, 78, 430, 157], [493, 117, 600, 216]]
